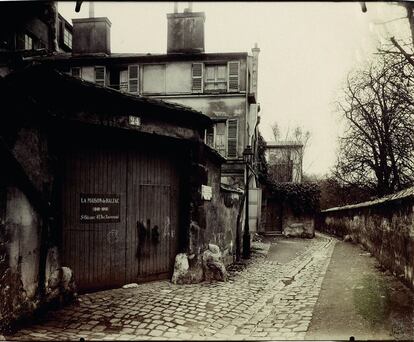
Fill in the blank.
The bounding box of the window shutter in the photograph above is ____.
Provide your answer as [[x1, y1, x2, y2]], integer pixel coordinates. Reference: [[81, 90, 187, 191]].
[[16, 32, 25, 50], [192, 63, 203, 93], [94, 66, 106, 86], [128, 65, 139, 93], [227, 61, 240, 92], [227, 119, 238, 158], [71, 67, 81, 78]]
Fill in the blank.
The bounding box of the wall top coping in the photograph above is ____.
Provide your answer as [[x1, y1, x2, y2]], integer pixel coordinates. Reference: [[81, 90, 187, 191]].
[[322, 186, 414, 213]]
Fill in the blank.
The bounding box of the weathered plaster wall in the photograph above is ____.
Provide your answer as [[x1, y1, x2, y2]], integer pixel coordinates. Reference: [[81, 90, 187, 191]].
[[0, 185, 66, 332], [0, 125, 73, 332], [203, 158, 241, 264], [163, 95, 246, 157], [319, 198, 414, 290], [187, 146, 241, 266], [6, 187, 40, 299]]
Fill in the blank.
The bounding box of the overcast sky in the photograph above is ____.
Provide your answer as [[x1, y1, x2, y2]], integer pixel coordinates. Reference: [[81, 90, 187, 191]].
[[58, 1, 411, 176]]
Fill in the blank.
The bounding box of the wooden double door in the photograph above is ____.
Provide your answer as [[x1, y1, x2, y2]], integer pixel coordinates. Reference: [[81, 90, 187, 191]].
[[264, 199, 283, 233], [60, 139, 181, 292]]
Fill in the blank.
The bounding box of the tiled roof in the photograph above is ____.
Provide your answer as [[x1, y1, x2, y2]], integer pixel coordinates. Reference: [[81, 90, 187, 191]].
[[3, 65, 212, 127]]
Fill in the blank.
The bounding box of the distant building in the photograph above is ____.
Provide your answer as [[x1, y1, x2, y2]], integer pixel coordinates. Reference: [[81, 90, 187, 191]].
[[265, 141, 303, 183]]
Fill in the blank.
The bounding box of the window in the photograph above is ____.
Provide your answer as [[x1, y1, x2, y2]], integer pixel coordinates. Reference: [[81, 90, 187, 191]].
[[71, 67, 81, 78], [227, 61, 240, 92], [205, 122, 227, 157], [63, 27, 72, 49], [24, 34, 32, 50], [192, 63, 203, 93], [227, 119, 238, 158], [128, 65, 139, 94], [205, 126, 214, 148], [204, 64, 227, 92], [94, 66, 106, 86], [142, 64, 166, 94], [215, 122, 226, 157]]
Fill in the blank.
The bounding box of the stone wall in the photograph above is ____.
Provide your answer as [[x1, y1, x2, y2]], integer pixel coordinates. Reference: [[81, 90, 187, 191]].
[[318, 188, 414, 290], [259, 197, 315, 238]]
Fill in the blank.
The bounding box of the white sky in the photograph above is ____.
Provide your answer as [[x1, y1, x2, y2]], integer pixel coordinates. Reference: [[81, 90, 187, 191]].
[[58, 1, 411, 177]]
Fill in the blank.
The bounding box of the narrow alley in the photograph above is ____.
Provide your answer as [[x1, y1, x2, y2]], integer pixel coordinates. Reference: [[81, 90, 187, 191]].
[[4, 233, 413, 341]]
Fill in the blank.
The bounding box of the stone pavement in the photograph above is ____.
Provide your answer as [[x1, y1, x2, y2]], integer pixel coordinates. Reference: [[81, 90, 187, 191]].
[[3, 234, 336, 341]]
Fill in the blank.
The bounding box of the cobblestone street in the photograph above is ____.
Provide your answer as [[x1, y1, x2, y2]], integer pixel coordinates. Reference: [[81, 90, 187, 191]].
[[2, 232, 413, 341], [3, 234, 336, 340]]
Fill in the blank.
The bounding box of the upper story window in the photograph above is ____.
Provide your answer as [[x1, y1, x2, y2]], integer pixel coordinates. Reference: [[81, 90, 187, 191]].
[[192, 61, 240, 94], [94, 66, 106, 87], [142, 64, 166, 94], [24, 34, 33, 50], [63, 28, 72, 49], [205, 120, 238, 158], [205, 64, 227, 92]]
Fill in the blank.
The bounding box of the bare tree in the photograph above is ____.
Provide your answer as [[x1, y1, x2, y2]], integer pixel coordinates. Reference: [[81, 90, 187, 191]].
[[334, 50, 414, 196]]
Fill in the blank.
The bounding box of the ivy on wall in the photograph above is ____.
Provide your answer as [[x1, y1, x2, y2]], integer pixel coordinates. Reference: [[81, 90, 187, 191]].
[[256, 129, 320, 215], [266, 181, 320, 215]]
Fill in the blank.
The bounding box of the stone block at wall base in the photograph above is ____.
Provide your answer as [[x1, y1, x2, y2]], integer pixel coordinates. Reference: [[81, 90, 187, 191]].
[[46, 266, 77, 304], [283, 223, 314, 239], [171, 244, 229, 284], [171, 253, 204, 285], [202, 244, 228, 282]]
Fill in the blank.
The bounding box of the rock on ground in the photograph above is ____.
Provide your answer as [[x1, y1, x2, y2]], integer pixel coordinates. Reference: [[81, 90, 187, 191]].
[[283, 223, 314, 238], [171, 253, 203, 284], [202, 244, 228, 282]]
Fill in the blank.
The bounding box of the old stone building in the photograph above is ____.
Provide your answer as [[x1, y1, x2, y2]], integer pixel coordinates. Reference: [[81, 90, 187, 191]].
[[0, 2, 249, 330], [31, 3, 262, 234], [0, 64, 244, 330]]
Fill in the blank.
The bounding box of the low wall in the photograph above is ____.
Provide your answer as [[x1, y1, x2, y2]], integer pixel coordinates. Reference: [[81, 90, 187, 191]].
[[318, 187, 414, 290], [259, 197, 315, 238]]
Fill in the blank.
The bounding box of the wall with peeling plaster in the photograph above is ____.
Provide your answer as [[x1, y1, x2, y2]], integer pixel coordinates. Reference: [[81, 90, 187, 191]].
[[187, 152, 241, 265], [0, 125, 72, 333]]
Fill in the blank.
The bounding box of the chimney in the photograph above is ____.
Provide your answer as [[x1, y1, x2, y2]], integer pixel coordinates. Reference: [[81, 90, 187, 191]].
[[251, 43, 260, 97], [167, 2, 205, 53], [72, 15, 111, 55]]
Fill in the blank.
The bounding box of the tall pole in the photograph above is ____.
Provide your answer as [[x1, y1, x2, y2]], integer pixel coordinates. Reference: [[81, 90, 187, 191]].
[[243, 152, 251, 259]]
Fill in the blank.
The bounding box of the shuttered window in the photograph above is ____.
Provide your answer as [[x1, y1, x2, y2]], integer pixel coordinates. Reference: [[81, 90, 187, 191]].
[[24, 34, 33, 50], [94, 66, 106, 87], [192, 63, 203, 93], [205, 126, 214, 147], [71, 67, 81, 78], [128, 65, 139, 94], [227, 119, 238, 158], [215, 122, 226, 157], [227, 61, 240, 92]]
